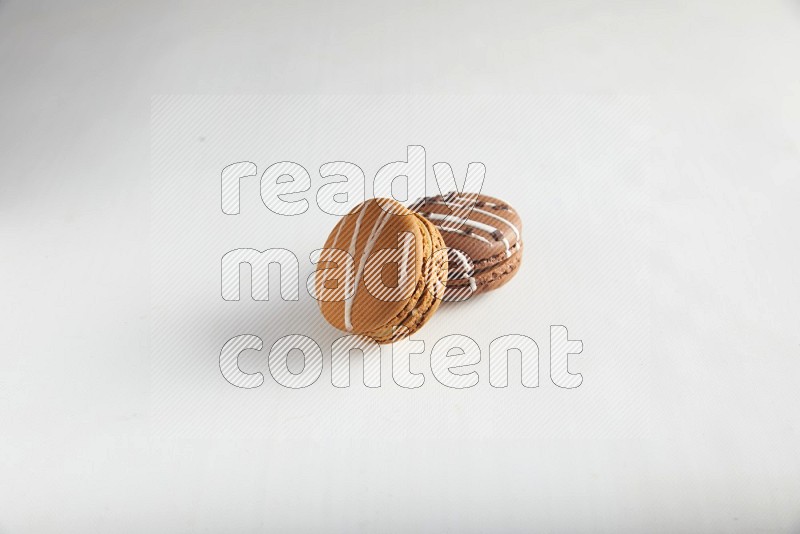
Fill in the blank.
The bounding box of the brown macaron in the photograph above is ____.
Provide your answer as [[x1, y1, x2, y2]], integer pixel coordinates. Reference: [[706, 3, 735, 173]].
[[316, 198, 448, 343], [410, 192, 523, 300]]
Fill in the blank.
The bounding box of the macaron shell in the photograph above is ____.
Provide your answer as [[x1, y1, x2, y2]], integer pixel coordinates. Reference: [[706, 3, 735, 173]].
[[411, 193, 522, 267], [317, 198, 425, 335]]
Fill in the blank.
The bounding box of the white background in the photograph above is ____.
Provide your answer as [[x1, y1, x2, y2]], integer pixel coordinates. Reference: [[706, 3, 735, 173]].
[[150, 94, 651, 440], [1, 1, 799, 532]]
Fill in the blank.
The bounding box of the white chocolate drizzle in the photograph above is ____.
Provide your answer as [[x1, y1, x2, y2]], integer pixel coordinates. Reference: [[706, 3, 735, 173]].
[[448, 247, 476, 292], [424, 212, 511, 258], [342, 202, 369, 331], [345, 202, 393, 331], [429, 199, 520, 241]]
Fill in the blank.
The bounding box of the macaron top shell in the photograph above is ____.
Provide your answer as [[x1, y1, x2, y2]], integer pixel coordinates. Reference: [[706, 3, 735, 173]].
[[411, 192, 522, 268], [316, 198, 434, 337]]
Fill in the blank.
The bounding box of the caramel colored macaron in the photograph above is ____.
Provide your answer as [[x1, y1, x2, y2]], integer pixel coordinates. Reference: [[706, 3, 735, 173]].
[[316, 198, 448, 343], [410, 192, 523, 300]]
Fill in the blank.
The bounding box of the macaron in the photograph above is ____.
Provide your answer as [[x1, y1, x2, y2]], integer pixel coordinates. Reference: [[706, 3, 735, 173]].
[[316, 198, 448, 343], [410, 192, 523, 300]]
